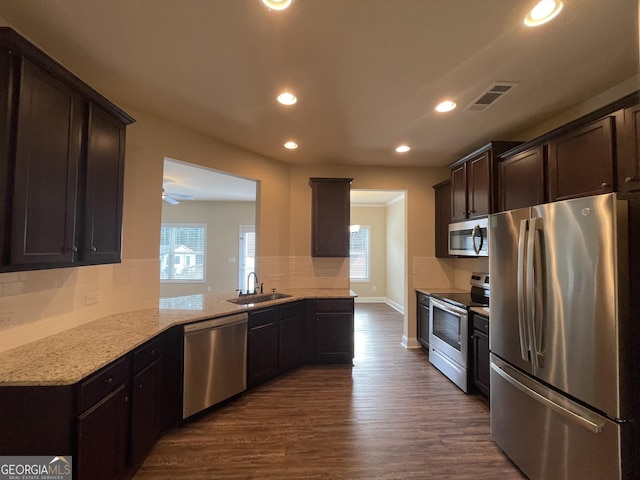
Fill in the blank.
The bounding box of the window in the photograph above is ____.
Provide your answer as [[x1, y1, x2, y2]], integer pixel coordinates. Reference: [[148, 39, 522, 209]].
[[350, 225, 370, 281], [238, 225, 256, 291], [160, 224, 206, 282]]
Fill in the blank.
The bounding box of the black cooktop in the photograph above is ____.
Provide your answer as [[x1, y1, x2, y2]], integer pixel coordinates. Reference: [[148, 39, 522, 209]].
[[430, 290, 489, 309]]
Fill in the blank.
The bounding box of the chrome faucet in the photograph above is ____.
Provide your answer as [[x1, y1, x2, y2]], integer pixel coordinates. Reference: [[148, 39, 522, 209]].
[[247, 272, 259, 295]]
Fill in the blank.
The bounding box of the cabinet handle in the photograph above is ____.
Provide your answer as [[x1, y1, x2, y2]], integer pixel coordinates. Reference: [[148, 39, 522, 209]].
[[138, 383, 143, 390], [124, 395, 129, 403], [600, 182, 610, 188], [105, 377, 113, 385], [625, 176, 636, 183], [91, 246, 97, 252], [71, 246, 78, 252]]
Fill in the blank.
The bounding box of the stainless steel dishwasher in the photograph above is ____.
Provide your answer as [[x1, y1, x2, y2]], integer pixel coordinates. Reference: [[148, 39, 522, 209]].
[[182, 312, 248, 419]]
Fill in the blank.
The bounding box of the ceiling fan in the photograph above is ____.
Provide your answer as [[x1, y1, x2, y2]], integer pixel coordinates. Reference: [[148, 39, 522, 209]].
[[162, 188, 194, 205]]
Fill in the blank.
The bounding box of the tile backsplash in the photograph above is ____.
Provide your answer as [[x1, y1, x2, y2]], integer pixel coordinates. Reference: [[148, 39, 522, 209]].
[[0, 259, 159, 353]]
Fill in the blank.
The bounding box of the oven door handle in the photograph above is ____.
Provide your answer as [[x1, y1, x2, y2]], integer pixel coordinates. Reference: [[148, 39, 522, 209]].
[[429, 297, 468, 317]]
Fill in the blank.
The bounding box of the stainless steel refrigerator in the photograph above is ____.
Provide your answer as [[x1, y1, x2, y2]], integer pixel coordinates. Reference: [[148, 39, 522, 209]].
[[488, 193, 639, 480]]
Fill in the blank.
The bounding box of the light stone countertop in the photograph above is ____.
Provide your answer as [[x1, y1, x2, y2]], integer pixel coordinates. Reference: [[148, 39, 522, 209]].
[[470, 306, 490, 317], [0, 288, 355, 387]]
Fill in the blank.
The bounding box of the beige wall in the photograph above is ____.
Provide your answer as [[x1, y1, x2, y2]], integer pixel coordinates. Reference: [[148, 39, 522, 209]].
[[386, 198, 405, 309], [160, 201, 256, 297]]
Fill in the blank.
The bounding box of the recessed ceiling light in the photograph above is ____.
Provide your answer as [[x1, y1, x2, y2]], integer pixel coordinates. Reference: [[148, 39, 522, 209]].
[[277, 92, 297, 106], [261, 0, 293, 11], [524, 0, 563, 27], [395, 145, 411, 153], [284, 141, 298, 150], [435, 100, 457, 113]]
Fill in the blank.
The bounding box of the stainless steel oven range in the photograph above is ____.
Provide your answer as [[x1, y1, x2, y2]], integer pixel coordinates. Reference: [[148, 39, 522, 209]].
[[428, 273, 489, 393]]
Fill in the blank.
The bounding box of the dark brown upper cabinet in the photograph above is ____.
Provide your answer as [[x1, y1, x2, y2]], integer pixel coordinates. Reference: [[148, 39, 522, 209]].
[[309, 178, 352, 257], [617, 102, 640, 194], [548, 116, 615, 202], [449, 142, 521, 221], [0, 28, 134, 272], [433, 179, 453, 258], [499, 145, 546, 211]]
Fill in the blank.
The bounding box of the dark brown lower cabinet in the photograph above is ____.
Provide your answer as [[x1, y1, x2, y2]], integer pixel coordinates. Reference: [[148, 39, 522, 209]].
[[416, 293, 430, 350], [279, 301, 306, 372], [247, 307, 279, 388], [313, 299, 354, 364], [472, 313, 490, 397], [77, 383, 129, 480], [130, 358, 162, 467]]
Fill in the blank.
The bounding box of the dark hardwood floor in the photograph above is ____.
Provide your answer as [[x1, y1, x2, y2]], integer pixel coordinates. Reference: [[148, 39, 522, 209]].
[[134, 303, 525, 479]]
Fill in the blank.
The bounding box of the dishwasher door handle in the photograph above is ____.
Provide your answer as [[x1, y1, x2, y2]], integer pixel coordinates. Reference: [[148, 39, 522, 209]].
[[184, 312, 248, 334]]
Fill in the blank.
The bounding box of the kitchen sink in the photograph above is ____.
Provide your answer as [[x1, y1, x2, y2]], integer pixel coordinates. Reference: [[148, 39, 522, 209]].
[[227, 292, 292, 305]]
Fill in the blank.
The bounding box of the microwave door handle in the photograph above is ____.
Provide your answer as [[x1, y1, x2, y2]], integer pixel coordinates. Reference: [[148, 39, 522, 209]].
[[526, 217, 540, 368], [517, 219, 530, 362], [471, 224, 481, 255]]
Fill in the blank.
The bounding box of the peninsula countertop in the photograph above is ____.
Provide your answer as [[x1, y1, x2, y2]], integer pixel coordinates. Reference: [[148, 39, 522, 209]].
[[0, 288, 355, 387]]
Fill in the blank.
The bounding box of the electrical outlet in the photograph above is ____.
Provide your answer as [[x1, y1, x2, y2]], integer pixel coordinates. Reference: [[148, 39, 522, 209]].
[[0, 311, 17, 327], [85, 293, 99, 305]]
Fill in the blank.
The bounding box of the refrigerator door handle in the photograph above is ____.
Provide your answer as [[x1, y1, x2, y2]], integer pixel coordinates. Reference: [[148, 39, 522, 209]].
[[517, 218, 530, 362], [491, 361, 605, 434], [526, 217, 540, 367]]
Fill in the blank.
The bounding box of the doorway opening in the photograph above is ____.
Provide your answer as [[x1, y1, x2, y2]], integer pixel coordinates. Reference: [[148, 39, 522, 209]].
[[349, 190, 406, 314]]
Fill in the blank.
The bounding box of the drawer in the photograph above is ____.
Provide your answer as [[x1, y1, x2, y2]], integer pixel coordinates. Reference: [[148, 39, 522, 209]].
[[279, 301, 304, 319], [314, 298, 353, 313], [417, 293, 430, 307], [473, 314, 489, 335], [79, 355, 130, 412], [133, 335, 163, 374], [249, 307, 277, 328]]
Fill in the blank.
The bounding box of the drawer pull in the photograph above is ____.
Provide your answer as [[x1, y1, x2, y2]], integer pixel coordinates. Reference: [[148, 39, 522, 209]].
[[625, 176, 636, 183], [105, 377, 113, 385], [600, 182, 610, 188]]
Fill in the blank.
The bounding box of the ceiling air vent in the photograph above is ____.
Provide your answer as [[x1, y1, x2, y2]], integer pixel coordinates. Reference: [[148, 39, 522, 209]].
[[466, 82, 519, 111]]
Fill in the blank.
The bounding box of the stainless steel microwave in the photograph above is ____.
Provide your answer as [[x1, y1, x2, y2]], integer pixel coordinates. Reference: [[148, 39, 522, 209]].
[[448, 218, 489, 256]]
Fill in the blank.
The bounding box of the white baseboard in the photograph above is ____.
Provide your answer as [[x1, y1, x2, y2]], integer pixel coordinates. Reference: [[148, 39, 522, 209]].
[[402, 335, 421, 349]]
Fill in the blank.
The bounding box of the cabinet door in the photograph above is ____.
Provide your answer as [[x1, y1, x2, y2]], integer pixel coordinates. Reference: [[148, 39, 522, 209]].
[[450, 163, 467, 221], [315, 313, 354, 364], [417, 298, 430, 349], [472, 314, 490, 397], [84, 104, 126, 264], [77, 383, 129, 480], [499, 146, 545, 211], [548, 117, 614, 201], [160, 326, 183, 430], [279, 314, 305, 372], [130, 358, 162, 467], [467, 152, 491, 218], [310, 178, 352, 257], [433, 180, 452, 258], [248, 308, 279, 387], [10, 58, 83, 267], [617, 104, 640, 193]]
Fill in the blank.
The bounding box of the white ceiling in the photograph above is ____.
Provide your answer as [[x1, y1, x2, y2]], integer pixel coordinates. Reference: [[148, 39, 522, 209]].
[[163, 158, 257, 202], [0, 0, 638, 170]]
